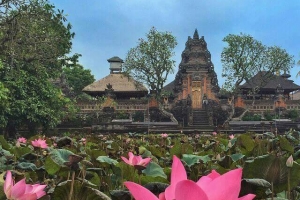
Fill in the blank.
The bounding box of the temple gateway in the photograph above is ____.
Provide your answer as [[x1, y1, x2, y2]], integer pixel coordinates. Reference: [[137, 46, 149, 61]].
[[78, 29, 300, 129]]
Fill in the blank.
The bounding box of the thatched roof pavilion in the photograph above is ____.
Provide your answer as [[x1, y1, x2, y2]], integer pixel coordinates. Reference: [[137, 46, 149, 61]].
[[240, 71, 300, 94], [239, 71, 300, 100], [82, 56, 148, 99]]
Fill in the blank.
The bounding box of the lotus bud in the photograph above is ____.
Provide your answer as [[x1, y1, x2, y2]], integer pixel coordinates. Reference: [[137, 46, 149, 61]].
[[43, 151, 48, 156], [228, 141, 232, 148], [16, 141, 21, 148], [216, 154, 221, 161], [286, 155, 293, 167]]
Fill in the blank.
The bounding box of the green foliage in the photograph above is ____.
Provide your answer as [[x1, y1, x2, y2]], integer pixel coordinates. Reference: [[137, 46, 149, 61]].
[[240, 179, 271, 199], [49, 148, 75, 166], [143, 162, 167, 179], [286, 109, 299, 121], [242, 112, 262, 121], [45, 156, 61, 175], [52, 180, 111, 200], [237, 134, 255, 155], [63, 64, 95, 96], [16, 162, 38, 171], [221, 33, 294, 92], [182, 154, 211, 167], [264, 110, 274, 121], [96, 156, 118, 165], [132, 111, 144, 122], [115, 111, 129, 119], [0, 0, 78, 135], [124, 27, 177, 97], [243, 154, 300, 194], [1, 131, 300, 198], [170, 142, 193, 158], [0, 62, 9, 127], [279, 136, 294, 153]]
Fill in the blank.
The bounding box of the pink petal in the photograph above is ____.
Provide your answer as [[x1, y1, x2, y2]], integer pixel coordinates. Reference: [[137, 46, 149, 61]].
[[206, 170, 220, 180], [11, 179, 26, 198], [203, 168, 243, 200], [175, 180, 209, 200], [196, 176, 214, 189], [41, 143, 48, 149], [197, 170, 220, 188], [164, 155, 187, 200], [238, 194, 256, 200], [132, 156, 139, 165], [121, 156, 132, 165], [4, 171, 13, 198], [35, 190, 46, 199], [18, 193, 38, 200], [26, 184, 47, 198], [31, 140, 37, 146], [128, 152, 135, 163], [124, 181, 158, 200], [159, 192, 166, 200], [139, 157, 151, 166]]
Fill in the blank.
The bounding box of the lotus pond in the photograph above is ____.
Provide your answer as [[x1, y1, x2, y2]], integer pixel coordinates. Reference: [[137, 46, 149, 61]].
[[1, 130, 300, 200]]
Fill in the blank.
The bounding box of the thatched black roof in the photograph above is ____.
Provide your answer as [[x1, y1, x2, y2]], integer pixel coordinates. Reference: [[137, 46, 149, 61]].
[[163, 80, 175, 93], [240, 71, 300, 93]]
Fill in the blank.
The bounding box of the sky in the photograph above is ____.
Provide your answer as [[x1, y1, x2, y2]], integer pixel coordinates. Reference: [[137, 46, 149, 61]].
[[50, 0, 300, 88]]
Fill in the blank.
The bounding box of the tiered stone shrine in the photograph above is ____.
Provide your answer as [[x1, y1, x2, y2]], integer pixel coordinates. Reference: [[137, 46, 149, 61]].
[[164, 29, 220, 126]]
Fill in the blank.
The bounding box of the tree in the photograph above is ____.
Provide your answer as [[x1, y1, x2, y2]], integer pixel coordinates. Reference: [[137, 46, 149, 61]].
[[0, 61, 9, 128], [0, 0, 78, 135], [221, 33, 294, 121], [63, 64, 95, 96], [123, 27, 177, 97]]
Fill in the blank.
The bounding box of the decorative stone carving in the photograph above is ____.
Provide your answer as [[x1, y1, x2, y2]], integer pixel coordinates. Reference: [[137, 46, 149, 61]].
[[167, 29, 220, 126]]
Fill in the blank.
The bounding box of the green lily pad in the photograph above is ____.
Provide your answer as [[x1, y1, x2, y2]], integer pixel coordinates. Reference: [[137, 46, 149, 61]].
[[96, 156, 118, 165]]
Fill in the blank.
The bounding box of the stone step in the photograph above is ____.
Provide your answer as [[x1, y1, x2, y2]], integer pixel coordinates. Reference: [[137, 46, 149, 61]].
[[192, 109, 209, 126]]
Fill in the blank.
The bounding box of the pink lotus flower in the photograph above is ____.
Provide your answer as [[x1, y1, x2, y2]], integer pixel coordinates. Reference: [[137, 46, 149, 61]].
[[229, 134, 235, 140], [4, 170, 46, 200], [17, 137, 27, 144], [31, 139, 48, 149], [121, 152, 151, 167], [212, 131, 217, 136], [161, 133, 168, 138], [125, 156, 255, 200]]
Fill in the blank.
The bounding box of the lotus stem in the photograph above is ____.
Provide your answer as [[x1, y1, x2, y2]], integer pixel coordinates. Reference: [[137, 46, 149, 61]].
[[138, 173, 141, 185], [271, 182, 274, 200], [287, 168, 291, 200], [68, 171, 75, 200]]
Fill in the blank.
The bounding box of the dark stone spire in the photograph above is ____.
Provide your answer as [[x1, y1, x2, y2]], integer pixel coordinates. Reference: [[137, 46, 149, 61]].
[[193, 29, 199, 39]]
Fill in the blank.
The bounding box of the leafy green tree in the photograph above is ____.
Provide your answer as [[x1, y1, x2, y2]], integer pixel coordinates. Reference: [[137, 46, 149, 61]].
[[221, 33, 294, 122], [0, 0, 78, 135], [123, 27, 177, 97], [63, 64, 95, 96], [0, 61, 9, 128], [222, 33, 294, 92]]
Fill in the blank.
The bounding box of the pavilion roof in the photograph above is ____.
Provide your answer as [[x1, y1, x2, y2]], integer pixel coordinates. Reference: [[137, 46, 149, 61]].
[[163, 80, 175, 93], [240, 71, 300, 91], [82, 73, 148, 93]]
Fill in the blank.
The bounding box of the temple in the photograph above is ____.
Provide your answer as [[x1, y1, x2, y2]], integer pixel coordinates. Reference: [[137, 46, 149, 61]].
[[77, 29, 300, 129], [163, 29, 220, 126]]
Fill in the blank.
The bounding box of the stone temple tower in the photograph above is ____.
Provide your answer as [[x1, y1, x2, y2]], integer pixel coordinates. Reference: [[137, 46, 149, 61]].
[[165, 29, 219, 126]]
